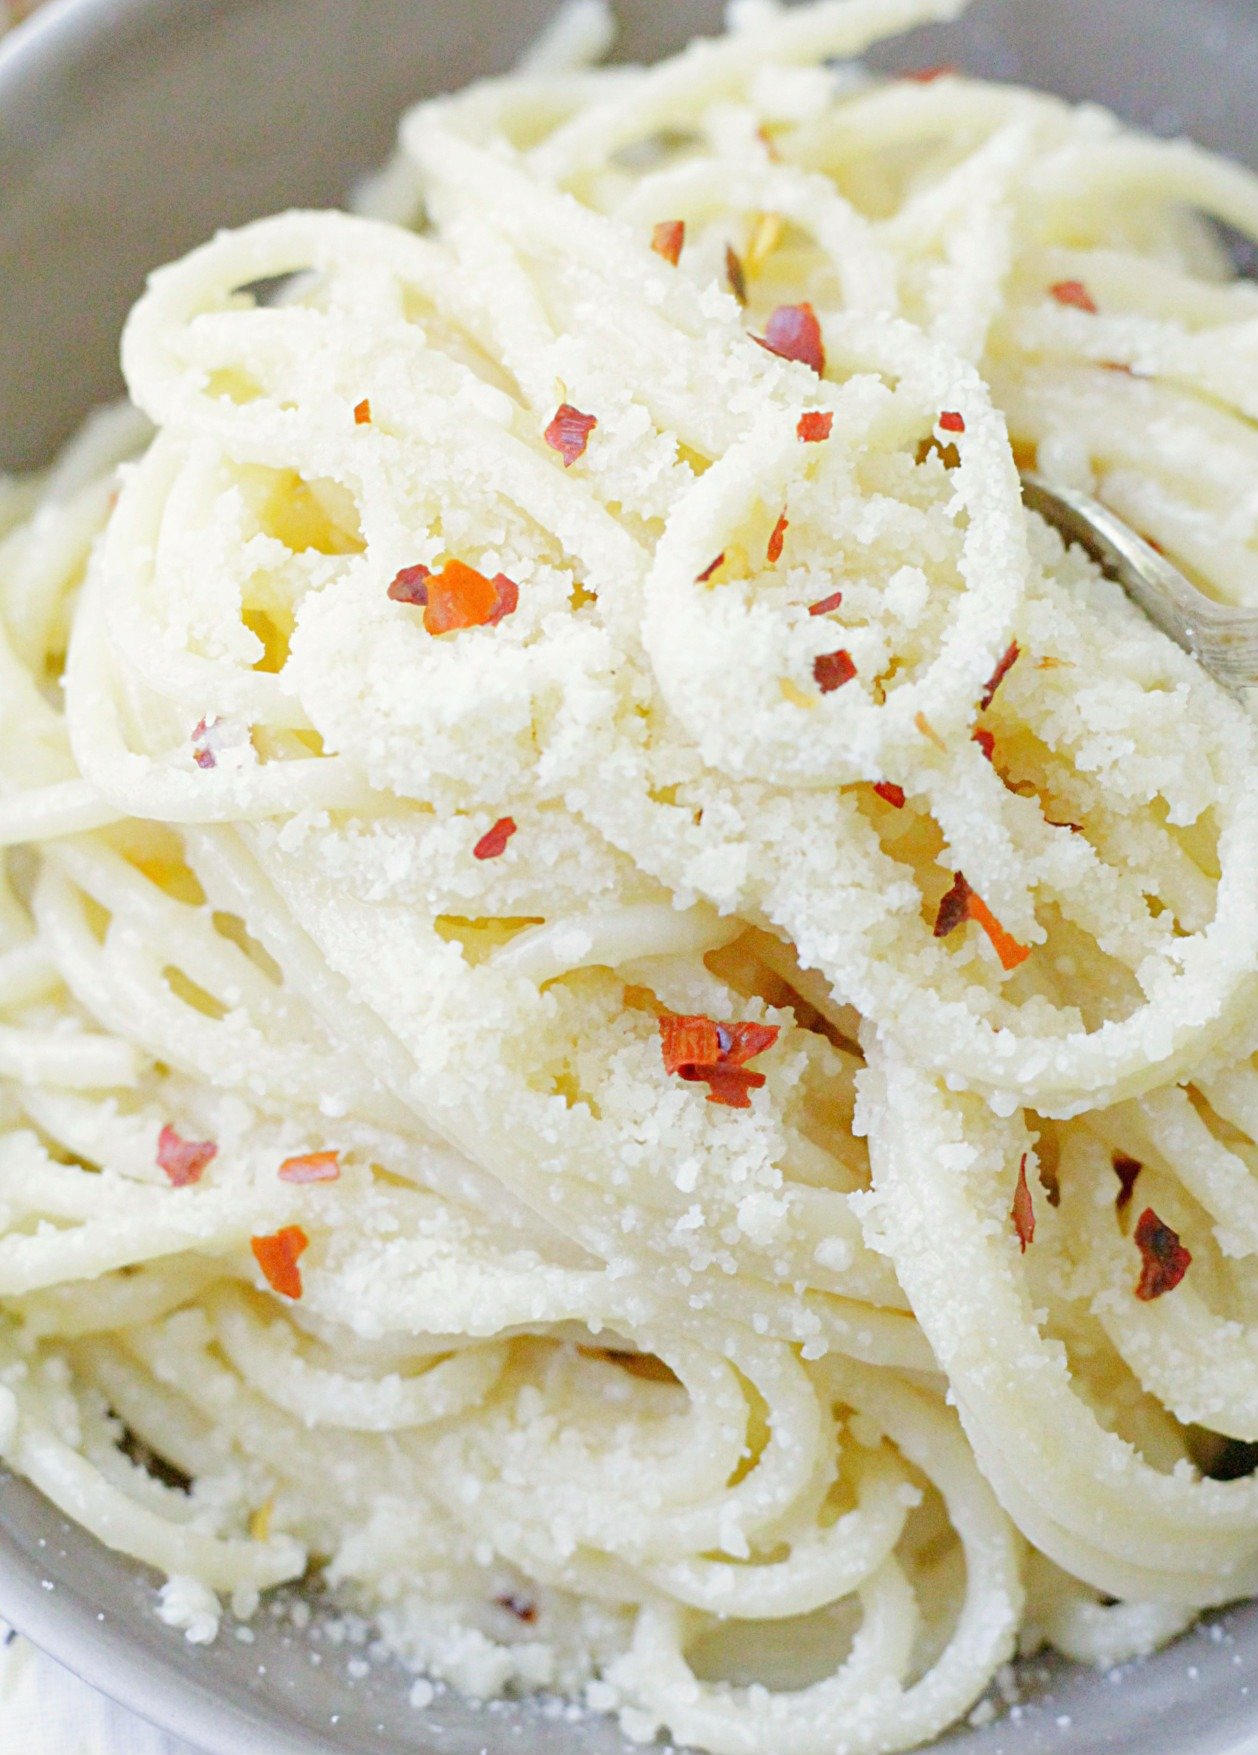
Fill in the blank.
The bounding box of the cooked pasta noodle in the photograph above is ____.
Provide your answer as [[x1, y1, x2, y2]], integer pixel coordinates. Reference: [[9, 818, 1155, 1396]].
[[4, 1, 1258, 1748]]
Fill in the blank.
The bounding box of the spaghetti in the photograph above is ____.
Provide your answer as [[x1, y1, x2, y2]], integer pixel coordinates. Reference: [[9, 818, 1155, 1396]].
[[3, 1, 1258, 1748]]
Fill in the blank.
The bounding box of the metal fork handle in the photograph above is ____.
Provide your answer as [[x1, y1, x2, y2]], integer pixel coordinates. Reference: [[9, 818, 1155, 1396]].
[[1020, 473, 1258, 692]]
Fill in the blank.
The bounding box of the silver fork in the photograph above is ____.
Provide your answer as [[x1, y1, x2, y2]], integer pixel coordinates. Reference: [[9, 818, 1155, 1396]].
[[1020, 473, 1258, 691]]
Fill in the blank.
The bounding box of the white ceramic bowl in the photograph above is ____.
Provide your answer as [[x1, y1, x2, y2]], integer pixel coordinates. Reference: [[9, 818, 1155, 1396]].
[[5, 1, 1258, 1749]]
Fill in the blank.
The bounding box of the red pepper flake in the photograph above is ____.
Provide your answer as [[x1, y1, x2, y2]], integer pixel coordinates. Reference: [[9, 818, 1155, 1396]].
[[902, 64, 956, 82], [972, 726, 995, 762], [1051, 279, 1098, 314], [1012, 1153, 1035, 1252], [1047, 818, 1085, 835], [544, 403, 598, 467], [980, 641, 1020, 711], [191, 717, 219, 771], [353, 398, 372, 425], [1134, 1206, 1191, 1301], [813, 649, 856, 693], [495, 1594, 538, 1624], [473, 816, 518, 861], [873, 781, 906, 809], [156, 1123, 217, 1188], [651, 219, 685, 265], [660, 1014, 722, 1074], [1113, 1152, 1143, 1213], [659, 1013, 780, 1108], [808, 591, 844, 617], [939, 410, 966, 434], [695, 552, 726, 584], [278, 1150, 340, 1185], [387, 563, 431, 607], [933, 872, 1031, 972], [797, 410, 834, 443], [767, 511, 789, 565], [725, 244, 748, 306], [757, 303, 826, 376], [423, 561, 519, 634], [251, 1225, 309, 1300]]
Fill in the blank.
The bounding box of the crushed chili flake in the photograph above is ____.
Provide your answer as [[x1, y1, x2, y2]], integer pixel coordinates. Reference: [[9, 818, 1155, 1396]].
[[797, 410, 834, 443], [725, 244, 748, 306], [980, 641, 1020, 711], [191, 717, 219, 771], [808, 591, 844, 617], [1012, 1153, 1035, 1252], [353, 398, 372, 425], [660, 1014, 722, 1074], [496, 1594, 538, 1624], [1048, 817, 1085, 835], [934, 872, 1032, 971], [423, 561, 519, 634], [973, 726, 995, 762], [1134, 1206, 1191, 1300], [939, 410, 966, 434], [902, 64, 956, 81], [757, 302, 826, 375], [651, 219, 685, 265], [157, 1123, 217, 1188], [473, 816, 517, 861], [278, 1150, 341, 1184], [767, 511, 789, 565], [252, 1225, 309, 1300], [544, 403, 598, 467], [873, 782, 906, 809], [695, 552, 726, 584], [1051, 279, 1098, 314], [386, 563, 431, 607], [659, 1012, 780, 1108], [1113, 1152, 1143, 1213], [814, 649, 856, 693]]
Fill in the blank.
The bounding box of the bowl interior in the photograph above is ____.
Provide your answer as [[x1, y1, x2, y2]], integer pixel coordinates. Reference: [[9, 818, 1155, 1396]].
[[4, 0, 1258, 1750]]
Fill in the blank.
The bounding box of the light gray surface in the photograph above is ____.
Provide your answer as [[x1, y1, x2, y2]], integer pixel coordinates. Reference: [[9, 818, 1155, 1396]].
[[4, 0, 1258, 1750]]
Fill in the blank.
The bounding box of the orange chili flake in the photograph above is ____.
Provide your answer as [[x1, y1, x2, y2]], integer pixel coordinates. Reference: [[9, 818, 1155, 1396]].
[[474, 816, 517, 861], [797, 410, 834, 443], [695, 553, 726, 584], [1134, 1207, 1191, 1300], [934, 872, 1032, 971], [387, 563, 430, 606], [156, 1123, 217, 1188], [814, 649, 856, 693], [725, 244, 748, 306], [1051, 279, 1098, 314], [939, 410, 965, 434], [544, 404, 598, 467], [915, 710, 947, 753], [1113, 1151, 1143, 1213], [353, 398, 372, 425], [1012, 1153, 1035, 1252], [659, 1013, 780, 1109], [902, 64, 956, 81], [422, 561, 519, 634], [252, 1226, 309, 1300], [651, 219, 685, 265], [757, 303, 826, 375], [873, 782, 906, 809], [659, 1014, 722, 1074], [767, 511, 789, 565], [973, 726, 995, 762], [278, 1150, 341, 1185], [808, 591, 843, 617], [980, 641, 1020, 711], [191, 716, 219, 771]]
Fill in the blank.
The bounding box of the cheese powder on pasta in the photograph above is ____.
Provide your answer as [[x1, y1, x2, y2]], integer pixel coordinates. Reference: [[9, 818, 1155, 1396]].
[[3, 1, 1258, 1749]]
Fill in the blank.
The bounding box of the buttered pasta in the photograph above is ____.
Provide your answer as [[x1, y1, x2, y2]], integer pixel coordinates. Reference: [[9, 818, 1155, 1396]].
[[4, 1, 1258, 1748]]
